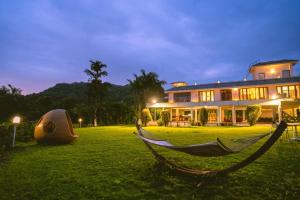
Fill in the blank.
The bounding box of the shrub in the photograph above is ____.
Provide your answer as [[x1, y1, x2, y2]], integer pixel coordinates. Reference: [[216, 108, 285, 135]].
[[245, 105, 262, 126], [142, 108, 152, 126], [0, 124, 12, 150], [17, 121, 35, 142], [0, 121, 35, 151], [198, 108, 208, 126], [161, 111, 170, 126], [157, 118, 164, 126]]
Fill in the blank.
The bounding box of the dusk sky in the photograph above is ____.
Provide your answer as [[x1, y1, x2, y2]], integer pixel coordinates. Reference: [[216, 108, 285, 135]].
[[1, 0, 300, 94]]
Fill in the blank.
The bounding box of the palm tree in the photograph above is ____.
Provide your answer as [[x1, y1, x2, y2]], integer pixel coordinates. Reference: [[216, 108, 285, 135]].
[[128, 69, 166, 122], [7, 84, 22, 95], [84, 60, 110, 126]]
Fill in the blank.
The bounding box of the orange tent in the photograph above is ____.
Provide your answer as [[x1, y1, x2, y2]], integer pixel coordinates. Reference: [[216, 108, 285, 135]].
[[34, 109, 78, 144]]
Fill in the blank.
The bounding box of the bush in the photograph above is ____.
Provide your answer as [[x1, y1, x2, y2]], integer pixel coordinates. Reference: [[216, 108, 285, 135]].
[[142, 108, 152, 126], [157, 118, 164, 126], [246, 105, 262, 126], [17, 121, 35, 142], [199, 108, 208, 126], [257, 117, 273, 123], [0, 121, 35, 151], [161, 111, 170, 126], [0, 124, 12, 150]]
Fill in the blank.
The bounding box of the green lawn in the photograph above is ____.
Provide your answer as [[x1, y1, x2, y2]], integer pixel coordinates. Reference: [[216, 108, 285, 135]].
[[0, 126, 300, 200]]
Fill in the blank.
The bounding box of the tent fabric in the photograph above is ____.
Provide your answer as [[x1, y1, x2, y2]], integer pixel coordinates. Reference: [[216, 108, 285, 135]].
[[34, 109, 78, 144], [137, 128, 270, 157]]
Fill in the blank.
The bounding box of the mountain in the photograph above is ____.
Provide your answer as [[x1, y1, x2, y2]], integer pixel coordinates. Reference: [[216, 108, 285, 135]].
[[27, 82, 132, 103]]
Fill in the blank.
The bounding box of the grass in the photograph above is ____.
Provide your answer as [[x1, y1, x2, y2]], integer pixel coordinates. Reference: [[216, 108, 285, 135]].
[[0, 125, 300, 200]]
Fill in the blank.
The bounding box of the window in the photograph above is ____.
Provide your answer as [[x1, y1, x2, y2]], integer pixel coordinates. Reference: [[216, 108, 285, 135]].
[[258, 73, 265, 80], [221, 89, 232, 101], [199, 90, 214, 102], [282, 70, 291, 78], [277, 85, 298, 98], [173, 92, 191, 102], [224, 110, 232, 122], [236, 110, 243, 122], [239, 87, 268, 100], [208, 109, 217, 122]]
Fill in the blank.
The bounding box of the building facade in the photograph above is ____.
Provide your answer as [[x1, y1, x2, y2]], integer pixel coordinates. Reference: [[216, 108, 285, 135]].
[[148, 59, 300, 126]]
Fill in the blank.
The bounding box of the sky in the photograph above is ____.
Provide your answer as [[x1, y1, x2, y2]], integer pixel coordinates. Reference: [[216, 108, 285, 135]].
[[1, 0, 300, 94]]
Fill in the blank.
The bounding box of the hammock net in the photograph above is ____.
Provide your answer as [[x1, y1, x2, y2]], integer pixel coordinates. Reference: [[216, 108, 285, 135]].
[[137, 128, 270, 157]]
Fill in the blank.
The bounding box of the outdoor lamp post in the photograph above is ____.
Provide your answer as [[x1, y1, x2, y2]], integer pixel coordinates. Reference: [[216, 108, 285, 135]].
[[12, 116, 21, 148], [78, 118, 83, 128], [152, 99, 157, 121]]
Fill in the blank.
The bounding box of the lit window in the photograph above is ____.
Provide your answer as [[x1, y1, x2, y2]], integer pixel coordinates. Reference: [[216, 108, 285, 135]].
[[208, 109, 217, 122], [277, 85, 298, 98], [239, 87, 268, 100], [199, 90, 214, 102]]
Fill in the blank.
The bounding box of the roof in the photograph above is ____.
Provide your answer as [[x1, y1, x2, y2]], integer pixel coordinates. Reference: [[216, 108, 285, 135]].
[[249, 59, 298, 72], [166, 76, 300, 92]]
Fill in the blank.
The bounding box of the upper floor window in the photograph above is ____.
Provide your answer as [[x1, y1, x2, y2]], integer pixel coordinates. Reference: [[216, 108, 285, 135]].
[[221, 89, 232, 101], [173, 92, 191, 102], [258, 73, 265, 80], [282, 70, 291, 78], [276, 85, 298, 98], [199, 90, 214, 102], [239, 87, 268, 100]]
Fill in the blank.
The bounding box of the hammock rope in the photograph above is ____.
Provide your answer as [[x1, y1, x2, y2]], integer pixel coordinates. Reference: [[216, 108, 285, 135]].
[[137, 128, 270, 157], [135, 121, 288, 176]]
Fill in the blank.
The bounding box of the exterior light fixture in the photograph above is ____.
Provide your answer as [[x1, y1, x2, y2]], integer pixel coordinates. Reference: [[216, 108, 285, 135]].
[[271, 94, 278, 100], [12, 116, 21, 148], [270, 69, 275, 74], [78, 118, 83, 128], [243, 77, 247, 81], [152, 99, 157, 104], [233, 88, 238, 91], [217, 80, 221, 84], [12, 116, 21, 124]]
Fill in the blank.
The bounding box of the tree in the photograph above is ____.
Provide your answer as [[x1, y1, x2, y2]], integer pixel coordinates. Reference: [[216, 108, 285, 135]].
[[0, 84, 24, 121], [128, 69, 166, 122], [199, 108, 208, 126], [84, 60, 110, 126], [161, 110, 170, 126], [245, 105, 262, 126], [142, 108, 152, 126]]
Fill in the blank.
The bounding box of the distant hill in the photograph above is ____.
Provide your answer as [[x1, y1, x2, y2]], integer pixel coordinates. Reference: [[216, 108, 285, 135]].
[[27, 82, 133, 103]]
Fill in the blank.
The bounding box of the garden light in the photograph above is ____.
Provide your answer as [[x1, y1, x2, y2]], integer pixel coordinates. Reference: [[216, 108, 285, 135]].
[[78, 118, 83, 128], [12, 116, 21, 124], [12, 116, 21, 148]]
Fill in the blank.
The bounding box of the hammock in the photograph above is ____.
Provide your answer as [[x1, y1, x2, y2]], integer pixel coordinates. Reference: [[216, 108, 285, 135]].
[[135, 121, 288, 176], [137, 128, 270, 157]]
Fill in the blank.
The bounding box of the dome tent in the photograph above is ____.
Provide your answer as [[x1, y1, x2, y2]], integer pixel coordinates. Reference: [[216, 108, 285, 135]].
[[34, 109, 78, 144]]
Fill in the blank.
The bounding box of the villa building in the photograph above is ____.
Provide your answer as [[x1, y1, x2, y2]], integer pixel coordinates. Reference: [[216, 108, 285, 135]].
[[148, 59, 300, 126]]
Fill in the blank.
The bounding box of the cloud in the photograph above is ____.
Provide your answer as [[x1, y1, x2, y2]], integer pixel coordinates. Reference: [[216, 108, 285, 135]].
[[0, 0, 300, 93]]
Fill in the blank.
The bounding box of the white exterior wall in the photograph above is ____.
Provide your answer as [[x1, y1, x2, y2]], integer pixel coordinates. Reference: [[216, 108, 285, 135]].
[[268, 85, 277, 99], [232, 89, 239, 101], [191, 91, 198, 102], [168, 92, 174, 103], [214, 89, 221, 101]]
